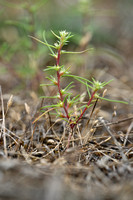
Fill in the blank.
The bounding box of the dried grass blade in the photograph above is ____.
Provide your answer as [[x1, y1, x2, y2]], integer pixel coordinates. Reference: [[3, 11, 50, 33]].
[[5, 94, 13, 115], [32, 107, 55, 123], [124, 121, 133, 146], [0, 86, 7, 156]]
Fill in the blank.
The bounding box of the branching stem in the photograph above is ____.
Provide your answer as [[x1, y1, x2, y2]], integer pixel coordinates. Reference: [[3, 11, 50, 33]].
[[67, 90, 97, 148], [56, 43, 97, 144], [32, 30, 127, 150], [71, 90, 97, 129]]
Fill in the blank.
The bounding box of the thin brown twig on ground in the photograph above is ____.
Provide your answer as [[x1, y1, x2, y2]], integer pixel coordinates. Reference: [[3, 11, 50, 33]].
[[124, 121, 133, 146], [94, 116, 133, 128], [0, 86, 7, 157]]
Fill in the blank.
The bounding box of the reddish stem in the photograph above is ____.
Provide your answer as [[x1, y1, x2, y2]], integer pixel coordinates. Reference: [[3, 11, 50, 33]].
[[70, 90, 97, 129], [56, 44, 97, 149], [56, 46, 70, 120], [56, 46, 62, 66]]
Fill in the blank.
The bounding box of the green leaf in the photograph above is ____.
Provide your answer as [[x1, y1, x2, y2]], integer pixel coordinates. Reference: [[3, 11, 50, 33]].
[[63, 94, 70, 103], [46, 75, 56, 82], [86, 82, 91, 98], [75, 77, 93, 89], [98, 96, 128, 104], [43, 66, 60, 72], [64, 74, 93, 85], [43, 67, 56, 72], [51, 30, 60, 39], [61, 48, 91, 54], [40, 96, 57, 99], [43, 31, 55, 55], [78, 104, 93, 110], [63, 81, 74, 92], [29, 35, 55, 49], [102, 79, 113, 87], [41, 104, 58, 109], [72, 94, 80, 101]]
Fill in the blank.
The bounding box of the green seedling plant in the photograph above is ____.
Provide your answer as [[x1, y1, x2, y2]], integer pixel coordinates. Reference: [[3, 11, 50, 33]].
[[31, 30, 127, 148]]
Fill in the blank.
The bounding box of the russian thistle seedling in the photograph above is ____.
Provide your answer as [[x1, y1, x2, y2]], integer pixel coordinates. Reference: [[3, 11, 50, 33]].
[[30, 30, 127, 148]]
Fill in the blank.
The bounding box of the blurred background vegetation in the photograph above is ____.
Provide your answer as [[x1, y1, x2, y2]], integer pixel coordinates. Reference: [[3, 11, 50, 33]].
[[0, 0, 133, 97]]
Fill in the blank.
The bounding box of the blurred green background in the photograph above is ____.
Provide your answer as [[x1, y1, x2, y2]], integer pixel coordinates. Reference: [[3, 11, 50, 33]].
[[0, 0, 133, 95]]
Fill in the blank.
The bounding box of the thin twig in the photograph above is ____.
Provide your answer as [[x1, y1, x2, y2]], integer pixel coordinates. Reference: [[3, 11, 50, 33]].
[[98, 117, 121, 147], [124, 121, 133, 146], [94, 116, 133, 128], [98, 117, 127, 162], [0, 86, 7, 156]]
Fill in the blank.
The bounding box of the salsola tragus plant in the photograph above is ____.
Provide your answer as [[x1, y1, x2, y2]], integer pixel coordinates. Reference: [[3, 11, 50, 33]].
[[30, 30, 127, 147]]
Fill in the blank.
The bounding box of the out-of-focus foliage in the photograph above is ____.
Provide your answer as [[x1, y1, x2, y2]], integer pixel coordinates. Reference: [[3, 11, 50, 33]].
[[0, 0, 133, 92]]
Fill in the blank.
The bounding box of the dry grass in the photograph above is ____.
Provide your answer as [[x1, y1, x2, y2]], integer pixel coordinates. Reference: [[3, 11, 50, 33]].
[[0, 76, 133, 199]]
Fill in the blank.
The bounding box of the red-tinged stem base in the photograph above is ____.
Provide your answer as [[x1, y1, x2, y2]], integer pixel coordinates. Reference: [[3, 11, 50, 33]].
[[66, 90, 97, 149]]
